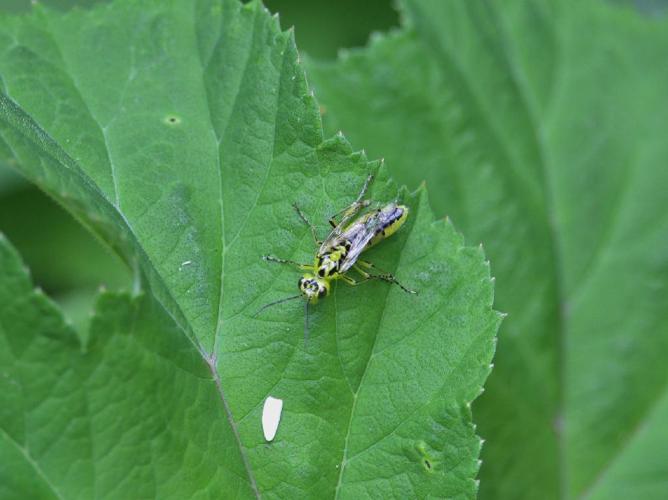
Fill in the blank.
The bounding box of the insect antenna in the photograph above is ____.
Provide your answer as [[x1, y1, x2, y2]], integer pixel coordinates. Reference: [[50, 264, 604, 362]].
[[254, 294, 303, 317]]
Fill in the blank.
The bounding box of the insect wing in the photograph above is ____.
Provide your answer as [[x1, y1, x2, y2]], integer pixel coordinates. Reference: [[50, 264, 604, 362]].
[[318, 227, 342, 255], [317, 209, 362, 254], [338, 214, 385, 273], [338, 203, 406, 272]]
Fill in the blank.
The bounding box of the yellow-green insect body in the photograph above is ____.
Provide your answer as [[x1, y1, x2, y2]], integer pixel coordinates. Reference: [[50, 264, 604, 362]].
[[258, 175, 415, 341], [299, 203, 409, 304], [299, 203, 408, 304]]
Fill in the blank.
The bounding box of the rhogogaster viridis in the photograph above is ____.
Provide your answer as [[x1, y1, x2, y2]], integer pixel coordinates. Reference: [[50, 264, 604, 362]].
[[256, 174, 416, 343]]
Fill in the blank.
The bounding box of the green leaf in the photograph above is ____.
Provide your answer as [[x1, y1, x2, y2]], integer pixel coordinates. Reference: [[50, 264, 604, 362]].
[[307, 0, 668, 499], [0, 234, 258, 499], [0, 0, 499, 498]]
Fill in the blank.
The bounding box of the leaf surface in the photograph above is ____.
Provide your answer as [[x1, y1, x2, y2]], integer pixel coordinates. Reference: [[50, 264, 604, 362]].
[[307, 1, 668, 498], [0, 0, 499, 498]]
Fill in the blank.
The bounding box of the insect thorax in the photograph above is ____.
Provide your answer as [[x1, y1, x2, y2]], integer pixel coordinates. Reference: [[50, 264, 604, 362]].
[[315, 241, 351, 278]]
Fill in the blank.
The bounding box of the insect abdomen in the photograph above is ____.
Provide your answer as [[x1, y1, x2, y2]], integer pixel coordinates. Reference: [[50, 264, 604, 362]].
[[368, 204, 408, 247]]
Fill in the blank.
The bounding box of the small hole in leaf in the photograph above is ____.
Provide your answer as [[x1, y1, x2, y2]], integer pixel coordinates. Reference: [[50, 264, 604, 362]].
[[164, 115, 181, 125]]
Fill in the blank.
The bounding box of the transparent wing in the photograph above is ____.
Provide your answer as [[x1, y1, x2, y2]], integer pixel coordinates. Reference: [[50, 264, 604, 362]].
[[318, 174, 375, 254], [338, 216, 384, 273], [318, 203, 368, 254], [338, 203, 404, 273]]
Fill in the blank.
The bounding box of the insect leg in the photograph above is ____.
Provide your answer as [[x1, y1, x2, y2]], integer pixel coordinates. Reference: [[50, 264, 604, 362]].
[[263, 255, 313, 271], [328, 174, 375, 228], [340, 274, 365, 286], [355, 174, 374, 204], [340, 273, 386, 289], [328, 201, 369, 228], [292, 202, 321, 245], [352, 262, 417, 294], [355, 259, 375, 270]]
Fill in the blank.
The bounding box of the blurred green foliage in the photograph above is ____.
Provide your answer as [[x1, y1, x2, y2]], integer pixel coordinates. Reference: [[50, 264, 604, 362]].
[[263, 0, 398, 59], [0, 177, 130, 330]]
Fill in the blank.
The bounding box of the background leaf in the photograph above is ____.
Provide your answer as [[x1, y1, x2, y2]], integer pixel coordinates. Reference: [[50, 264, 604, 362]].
[[307, 0, 668, 498], [0, 0, 499, 497]]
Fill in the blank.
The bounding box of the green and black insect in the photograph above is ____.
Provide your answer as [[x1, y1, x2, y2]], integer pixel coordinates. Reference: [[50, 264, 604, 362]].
[[256, 174, 416, 341]]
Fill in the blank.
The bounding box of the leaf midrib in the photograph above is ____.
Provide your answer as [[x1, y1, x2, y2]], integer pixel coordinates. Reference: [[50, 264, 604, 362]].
[[334, 195, 417, 498], [185, 1, 268, 477], [579, 381, 668, 499], [0, 422, 64, 500], [479, 5, 570, 498], [484, 6, 667, 499], [209, 3, 259, 357]]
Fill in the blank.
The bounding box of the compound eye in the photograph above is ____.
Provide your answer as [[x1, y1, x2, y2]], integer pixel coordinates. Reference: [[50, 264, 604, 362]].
[[318, 287, 327, 298]]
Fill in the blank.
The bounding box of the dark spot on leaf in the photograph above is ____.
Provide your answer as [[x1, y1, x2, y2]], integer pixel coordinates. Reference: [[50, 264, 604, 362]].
[[164, 115, 181, 125], [411, 440, 436, 473]]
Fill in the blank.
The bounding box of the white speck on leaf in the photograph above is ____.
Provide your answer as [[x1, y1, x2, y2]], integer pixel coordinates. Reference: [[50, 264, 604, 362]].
[[262, 396, 283, 442]]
